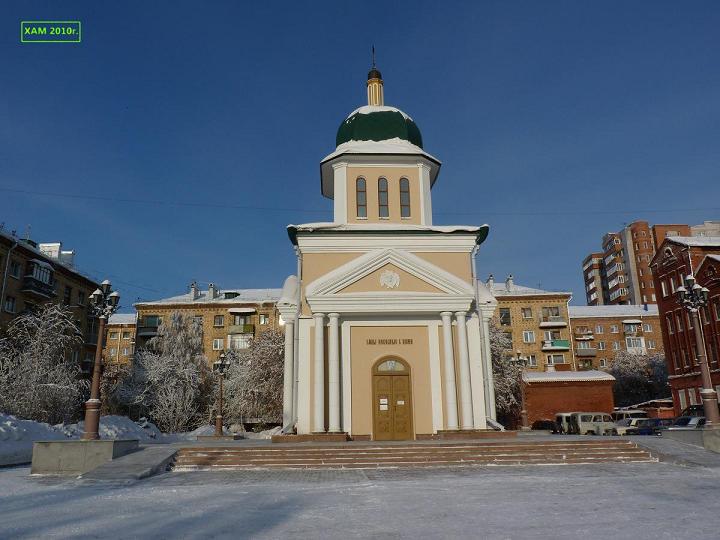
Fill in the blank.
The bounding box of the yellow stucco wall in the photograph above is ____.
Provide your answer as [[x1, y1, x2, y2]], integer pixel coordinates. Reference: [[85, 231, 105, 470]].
[[346, 166, 421, 225], [339, 263, 444, 294]]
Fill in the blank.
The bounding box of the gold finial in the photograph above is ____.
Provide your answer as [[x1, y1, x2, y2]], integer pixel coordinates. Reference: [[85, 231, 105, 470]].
[[367, 46, 384, 106]]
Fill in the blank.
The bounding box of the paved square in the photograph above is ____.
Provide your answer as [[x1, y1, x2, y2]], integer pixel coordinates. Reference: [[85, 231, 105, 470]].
[[2, 454, 720, 539]]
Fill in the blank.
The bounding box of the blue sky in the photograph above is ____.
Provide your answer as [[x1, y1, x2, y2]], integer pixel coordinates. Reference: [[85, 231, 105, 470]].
[[2, 1, 719, 311]]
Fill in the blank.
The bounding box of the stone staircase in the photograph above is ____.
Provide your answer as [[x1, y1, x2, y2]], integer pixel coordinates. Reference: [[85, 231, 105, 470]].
[[173, 439, 656, 471]]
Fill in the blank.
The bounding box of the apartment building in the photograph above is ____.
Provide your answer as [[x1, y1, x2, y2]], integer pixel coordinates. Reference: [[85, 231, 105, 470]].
[[134, 282, 282, 363], [103, 313, 137, 364], [0, 229, 101, 371], [581, 220, 717, 305], [487, 274, 574, 371], [650, 236, 720, 414], [569, 305, 663, 370]]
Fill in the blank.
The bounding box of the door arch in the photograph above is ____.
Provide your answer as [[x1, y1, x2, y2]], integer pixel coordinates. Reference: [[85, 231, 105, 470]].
[[372, 357, 414, 440]]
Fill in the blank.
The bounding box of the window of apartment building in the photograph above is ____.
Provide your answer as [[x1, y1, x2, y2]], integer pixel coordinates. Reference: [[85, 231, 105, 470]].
[[9, 260, 21, 278], [624, 323, 640, 333], [192, 315, 203, 326], [109, 331, 119, 340], [666, 315, 674, 334], [687, 312, 694, 329], [634, 243, 639, 250], [259, 314, 269, 325], [546, 354, 564, 365], [598, 341, 606, 350], [541, 306, 560, 321], [681, 349, 688, 367], [122, 331, 131, 339], [521, 307, 533, 319], [651, 293, 656, 301], [626, 337, 643, 349], [715, 302, 720, 321], [522, 330, 535, 343], [676, 313, 683, 332], [499, 308, 511, 326], [689, 389, 699, 406], [599, 359, 607, 368], [212, 338, 224, 351], [595, 325, 604, 334], [527, 355, 537, 367], [4, 295, 16, 313], [610, 324, 619, 333], [77, 290, 85, 306], [612, 342, 620, 351], [122, 347, 131, 356], [229, 334, 252, 350], [661, 281, 668, 297], [144, 315, 161, 327], [643, 323, 652, 332], [577, 341, 591, 349], [678, 389, 687, 411], [647, 339, 656, 349], [63, 286, 72, 305], [213, 315, 225, 327], [639, 268, 643, 277], [701, 307, 710, 325], [642, 295, 647, 303], [110, 348, 117, 357], [670, 276, 677, 293], [543, 330, 560, 341]]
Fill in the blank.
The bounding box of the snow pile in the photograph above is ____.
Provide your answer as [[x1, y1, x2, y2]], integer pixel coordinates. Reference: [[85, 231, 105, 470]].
[[58, 416, 164, 442], [0, 414, 68, 466], [168, 424, 230, 441], [243, 426, 281, 440]]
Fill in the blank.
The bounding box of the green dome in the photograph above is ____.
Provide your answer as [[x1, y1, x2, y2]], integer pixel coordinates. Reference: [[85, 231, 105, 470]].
[[335, 106, 423, 149]]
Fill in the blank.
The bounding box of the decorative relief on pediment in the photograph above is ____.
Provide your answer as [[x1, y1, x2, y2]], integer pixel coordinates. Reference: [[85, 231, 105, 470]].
[[379, 270, 400, 289]]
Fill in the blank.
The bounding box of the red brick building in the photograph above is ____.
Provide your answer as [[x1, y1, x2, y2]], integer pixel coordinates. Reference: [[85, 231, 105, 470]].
[[650, 236, 720, 414], [522, 370, 615, 425]]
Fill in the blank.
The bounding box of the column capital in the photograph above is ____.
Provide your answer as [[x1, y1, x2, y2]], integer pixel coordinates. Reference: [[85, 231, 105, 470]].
[[313, 312, 326, 319], [440, 311, 454, 318], [328, 312, 340, 319], [454, 311, 468, 319]]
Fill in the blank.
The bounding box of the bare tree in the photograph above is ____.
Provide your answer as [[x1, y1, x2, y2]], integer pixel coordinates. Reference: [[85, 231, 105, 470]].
[[609, 351, 668, 407], [112, 312, 212, 432], [489, 322, 523, 424], [0, 304, 85, 424], [223, 330, 284, 426]]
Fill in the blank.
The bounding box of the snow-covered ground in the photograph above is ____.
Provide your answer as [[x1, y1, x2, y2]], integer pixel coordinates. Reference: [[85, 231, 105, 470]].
[[0, 414, 281, 466]]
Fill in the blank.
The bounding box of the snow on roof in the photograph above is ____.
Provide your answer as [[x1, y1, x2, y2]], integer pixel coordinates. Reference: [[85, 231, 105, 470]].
[[666, 236, 720, 247], [321, 138, 440, 164], [347, 105, 412, 121], [485, 280, 572, 298], [135, 288, 282, 307], [569, 304, 659, 318], [523, 370, 615, 383], [108, 313, 136, 325], [289, 222, 484, 234]]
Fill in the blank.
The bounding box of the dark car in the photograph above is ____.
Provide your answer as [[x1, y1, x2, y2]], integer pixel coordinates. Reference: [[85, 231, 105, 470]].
[[681, 404, 720, 417], [626, 417, 674, 435]]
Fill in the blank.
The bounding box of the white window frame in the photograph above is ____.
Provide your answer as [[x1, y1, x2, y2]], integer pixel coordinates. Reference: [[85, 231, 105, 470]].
[[522, 330, 535, 344], [212, 338, 224, 351]]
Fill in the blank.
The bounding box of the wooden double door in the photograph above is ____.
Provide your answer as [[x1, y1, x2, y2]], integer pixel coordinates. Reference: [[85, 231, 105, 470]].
[[372, 359, 413, 441]]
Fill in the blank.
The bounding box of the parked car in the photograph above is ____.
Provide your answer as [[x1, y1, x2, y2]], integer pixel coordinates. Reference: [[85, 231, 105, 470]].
[[611, 409, 648, 422], [665, 416, 706, 431], [626, 417, 674, 435], [680, 404, 720, 417], [611, 417, 644, 436], [569, 412, 615, 435]]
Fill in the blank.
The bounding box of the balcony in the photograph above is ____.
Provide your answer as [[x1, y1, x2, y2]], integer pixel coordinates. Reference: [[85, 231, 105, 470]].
[[574, 329, 594, 340], [539, 316, 567, 328], [228, 324, 255, 335], [20, 276, 57, 299], [542, 339, 570, 351], [576, 347, 597, 357], [137, 325, 159, 337]]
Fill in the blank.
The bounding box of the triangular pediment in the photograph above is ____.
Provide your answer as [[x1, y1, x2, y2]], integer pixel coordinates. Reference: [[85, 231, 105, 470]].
[[305, 249, 475, 315]]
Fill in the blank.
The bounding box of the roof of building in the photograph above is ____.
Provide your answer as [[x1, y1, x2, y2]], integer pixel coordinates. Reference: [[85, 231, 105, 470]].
[[485, 278, 572, 298], [108, 313, 137, 325], [336, 105, 423, 149], [134, 288, 282, 307], [665, 236, 720, 247], [523, 370, 615, 383], [569, 304, 659, 318], [288, 222, 489, 245]]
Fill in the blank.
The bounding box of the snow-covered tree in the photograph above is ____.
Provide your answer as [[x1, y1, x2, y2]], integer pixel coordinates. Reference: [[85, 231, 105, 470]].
[[223, 330, 284, 425], [489, 322, 523, 423], [608, 351, 669, 407], [112, 312, 212, 432], [0, 304, 86, 424]]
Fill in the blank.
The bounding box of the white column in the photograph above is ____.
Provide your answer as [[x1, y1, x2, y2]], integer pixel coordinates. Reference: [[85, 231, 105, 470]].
[[455, 312, 474, 429], [282, 318, 295, 432], [328, 313, 341, 432], [441, 311, 459, 430], [480, 309, 497, 420], [313, 312, 326, 432]]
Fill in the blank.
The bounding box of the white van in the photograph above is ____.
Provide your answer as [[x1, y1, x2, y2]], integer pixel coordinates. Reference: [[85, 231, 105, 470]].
[[611, 409, 648, 422], [555, 412, 581, 434], [570, 412, 615, 435]]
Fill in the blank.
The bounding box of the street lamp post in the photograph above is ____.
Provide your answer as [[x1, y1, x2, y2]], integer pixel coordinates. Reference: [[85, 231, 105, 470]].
[[81, 280, 120, 440], [213, 351, 231, 437], [513, 351, 531, 431], [676, 274, 720, 427]]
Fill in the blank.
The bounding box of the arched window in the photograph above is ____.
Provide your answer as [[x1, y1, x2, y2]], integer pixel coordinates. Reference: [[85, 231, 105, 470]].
[[400, 178, 410, 217], [356, 178, 367, 218], [378, 177, 389, 218], [375, 358, 408, 372]]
